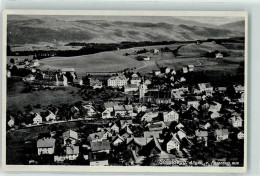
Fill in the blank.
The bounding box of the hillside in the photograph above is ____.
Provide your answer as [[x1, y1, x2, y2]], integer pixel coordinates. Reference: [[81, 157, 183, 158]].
[[218, 20, 245, 33], [7, 15, 245, 45]]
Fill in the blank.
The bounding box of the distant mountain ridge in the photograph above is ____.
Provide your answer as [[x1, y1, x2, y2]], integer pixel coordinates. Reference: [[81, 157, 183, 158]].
[[7, 16, 245, 45]]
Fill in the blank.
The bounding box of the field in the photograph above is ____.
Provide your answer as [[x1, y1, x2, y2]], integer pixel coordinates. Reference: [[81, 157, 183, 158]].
[[7, 78, 83, 111], [38, 42, 244, 77], [39, 51, 144, 76]]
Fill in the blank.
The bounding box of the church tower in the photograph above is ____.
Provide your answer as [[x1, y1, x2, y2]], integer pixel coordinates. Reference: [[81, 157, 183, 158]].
[[139, 81, 147, 103]]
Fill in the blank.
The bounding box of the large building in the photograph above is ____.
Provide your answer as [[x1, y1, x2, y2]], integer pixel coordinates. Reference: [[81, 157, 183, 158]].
[[107, 75, 128, 87]]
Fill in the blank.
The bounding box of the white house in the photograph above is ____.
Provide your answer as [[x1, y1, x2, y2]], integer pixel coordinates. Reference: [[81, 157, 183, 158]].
[[7, 117, 15, 128], [163, 110, 179, 122], [45, 111, 56, 122], [54, 146, 79, 163], [6, 70, 11, 78], [198, 83, 213, 93], [215, 53, 224, 59], [154, 49, 160, 54], [143, 56, 151, 61], [182, 67, 188, 73], [187, 101, 200, 110], [167, 134, 180, 152], [141, 111, 159, 122], [130, 77, 142, 85], [37, 138, 56, 155], [33, 113, 42, 124], [102, 109, 112, 119], [154, 70, 161, 76], [63, 130, 78, 145], [237, 131, 244, 139], [187, 65, 194, 72], [107, 75, 128, 87], [228, 116, 243, 128], [214, 129, 229, 141]]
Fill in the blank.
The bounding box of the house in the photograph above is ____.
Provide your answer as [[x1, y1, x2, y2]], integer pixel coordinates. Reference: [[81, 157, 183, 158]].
[[182, 67, 188, 73], [163, 110, 179, 123], [167, 134, 180, 152], [153, 70, 161, 76], [198, 83, 213, 93], [45, 110, 56, 122], [143, 56, 151, 61], [111, 135, 126, 146], [187, 101, 200, 110], [124, 84, 139, 93], [126, 137, 154, 155], [171, 70, 176, 75], [130, 77, 142, 85], [63, 130, 78, 145], [187, 65, 194, 72], [125, 105, 133, 116], [114, 105, 126, 116], [228, 116, 243, 128], [146, 121, 167, 131], [195, 130, 208, 146], [217, 87, 227, 93], [144, 79, 152, 85], [7, 116, 15, 128], [161, 67, 170, 74], [133, 104, 147, 113], [142, 89, 171, 104], [215, 53, 224, 59], [180, 77, 186, 82], [6, 70, 11, 78], [102, 109, 112, 119], [33, 113, 42, 124], [154, 49, 160, 54], [23, 74, 35, 81], [214, 129, 229, 141], [55, 74, 68, 86], [237, 131, 244, 140], [199, 122, 211, 130], [80, 104, 96, 117], [104, 102, 118, 112], [144, 131, 162, 138], [37, 138, 56, 155], [90, 140, 111, 153], [120, 120, 133, 129], [31, 59, 39, 67], [141, 111, 159, 122], [234, 85, 244, 93], [54, 146, 79, 163], [89, 131, 111, 142], [61, 68, 75, 74], [107, 75, 128, 87], [110, 123, 120, 133], [89, 151, 109, 166]]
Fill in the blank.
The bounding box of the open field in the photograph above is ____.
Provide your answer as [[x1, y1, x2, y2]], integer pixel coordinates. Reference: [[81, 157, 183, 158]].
[[37, 42, 244, 76], [7, 79, 83, 111], [39, 51, 144, 76]]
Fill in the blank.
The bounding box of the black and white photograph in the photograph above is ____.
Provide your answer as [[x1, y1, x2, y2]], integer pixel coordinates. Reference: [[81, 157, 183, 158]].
[[2, 10, 247, 173]]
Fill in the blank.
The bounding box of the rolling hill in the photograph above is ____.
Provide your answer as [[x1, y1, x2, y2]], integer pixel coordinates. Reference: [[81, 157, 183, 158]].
[[7, 15, 245, 45]]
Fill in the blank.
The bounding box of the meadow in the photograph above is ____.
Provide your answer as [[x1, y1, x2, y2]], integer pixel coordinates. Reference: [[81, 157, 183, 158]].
[[39, 51, 144, 76]]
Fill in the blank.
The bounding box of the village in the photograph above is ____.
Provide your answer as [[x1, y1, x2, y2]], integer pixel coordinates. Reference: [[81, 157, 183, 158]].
[[6, 47, 244, 167]]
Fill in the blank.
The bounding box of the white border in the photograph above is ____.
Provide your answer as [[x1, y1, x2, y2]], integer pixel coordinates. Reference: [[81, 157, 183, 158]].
[[1, 10, 248, 173]]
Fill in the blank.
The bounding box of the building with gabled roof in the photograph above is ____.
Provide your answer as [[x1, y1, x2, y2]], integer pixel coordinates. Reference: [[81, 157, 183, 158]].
[[214, 129, 229, 141], [63, 130, 78, 145], [90, 140, 111, 153], [37, 138, 56, 155]]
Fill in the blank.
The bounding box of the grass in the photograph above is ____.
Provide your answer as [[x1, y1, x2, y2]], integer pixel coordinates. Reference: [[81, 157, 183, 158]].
[[7, 79, 83, 111], [39, 51, 144, 76]]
